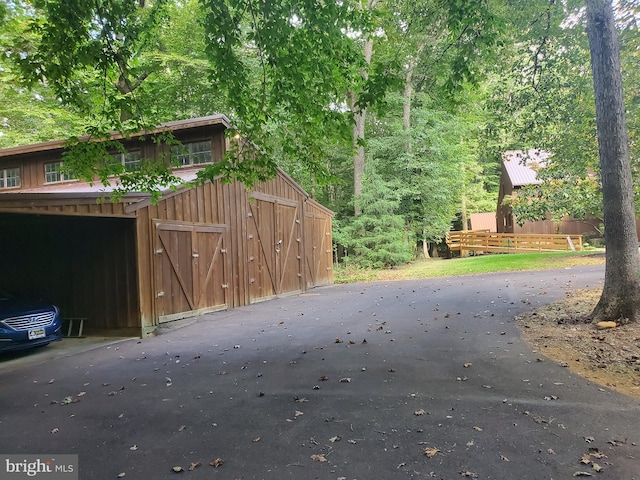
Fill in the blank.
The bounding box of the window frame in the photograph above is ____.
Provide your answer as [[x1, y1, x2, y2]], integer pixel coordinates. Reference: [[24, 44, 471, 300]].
[[44, 161, 74, 184], [171, 140, 213, 167], [108, 150, 142, 172], [0, 167, 20, 189]]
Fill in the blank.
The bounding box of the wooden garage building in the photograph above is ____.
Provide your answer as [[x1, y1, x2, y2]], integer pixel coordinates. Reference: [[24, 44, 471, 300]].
[[0, 115, 333, 336]]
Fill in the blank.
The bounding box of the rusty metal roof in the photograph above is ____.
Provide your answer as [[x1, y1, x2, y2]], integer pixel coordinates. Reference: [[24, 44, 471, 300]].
[[502, 150, 549, 187], [0, 167, 203, 206], [469, 212, 497, 232]]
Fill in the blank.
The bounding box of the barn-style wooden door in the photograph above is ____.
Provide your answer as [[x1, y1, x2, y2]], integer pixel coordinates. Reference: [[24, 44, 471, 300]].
[[153, 221, 228, 322], [247, 194, 303, 302], [304, 211, 332, 288]]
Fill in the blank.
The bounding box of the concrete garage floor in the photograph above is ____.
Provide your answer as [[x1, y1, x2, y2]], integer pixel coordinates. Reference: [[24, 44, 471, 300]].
[[0, 336, 134, 373], [0, 264, 639, 480]]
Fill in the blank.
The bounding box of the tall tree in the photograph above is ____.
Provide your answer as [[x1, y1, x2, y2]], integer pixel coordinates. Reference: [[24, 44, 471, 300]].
[[348, 0, 381, 216], [585, 0, 640, 323], [0, 1, 84, 147]]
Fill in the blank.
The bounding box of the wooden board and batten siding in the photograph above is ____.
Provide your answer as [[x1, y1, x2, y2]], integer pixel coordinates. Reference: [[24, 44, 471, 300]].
[[304, 201, 333, 289], [0, 115, 334, 337], [153, 221, 229, 323], [247, 193, 303, 302]]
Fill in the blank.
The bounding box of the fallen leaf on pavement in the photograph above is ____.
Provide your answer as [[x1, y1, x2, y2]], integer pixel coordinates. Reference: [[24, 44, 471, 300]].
[[473, 426, 483, 432], [329, 436, 341, 442], [608, 438, 627, 446], [592, 463, 602, 472], [178, 425, 186, 432], [414, 409, 426, 416], [319, 375, 330, 381], [172, 466, 183, 473], [252, 437, 261, 443], [188, 462, 200, 471], [209, 458, 224, 468], [460, 471, 477, 478], [339, 377, 351, 383], [463, 363, 472, 368], [310, 454, 327, 462], [500, 455, 510, 462], [423, 447, 440, 458], [129, 445, 138, 451], [117, 473, 125, 478], [573, 472, 592, 477], [295, 410, 304, 417], [580, 454, 591, 464]]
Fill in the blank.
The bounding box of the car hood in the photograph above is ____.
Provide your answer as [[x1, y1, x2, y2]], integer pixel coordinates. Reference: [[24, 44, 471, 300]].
[[0, 297, 57, 320]]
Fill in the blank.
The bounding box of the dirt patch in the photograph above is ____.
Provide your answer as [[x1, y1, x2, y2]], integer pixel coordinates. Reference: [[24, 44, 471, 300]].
[[517, 289, 640, 399]]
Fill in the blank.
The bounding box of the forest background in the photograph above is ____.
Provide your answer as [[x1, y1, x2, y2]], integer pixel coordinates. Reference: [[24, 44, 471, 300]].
[[1, 0, 638, 268]]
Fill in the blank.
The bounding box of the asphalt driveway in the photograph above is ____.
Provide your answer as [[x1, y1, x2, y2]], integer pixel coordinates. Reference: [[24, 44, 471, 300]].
[[1, 264, 638, 479]]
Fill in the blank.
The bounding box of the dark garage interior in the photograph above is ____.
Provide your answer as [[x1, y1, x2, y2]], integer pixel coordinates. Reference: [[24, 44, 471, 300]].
[[0, 212, 140, 335]]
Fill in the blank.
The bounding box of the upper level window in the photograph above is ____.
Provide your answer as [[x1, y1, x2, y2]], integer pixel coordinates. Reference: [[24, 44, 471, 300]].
[[0, 167, 20, 189], [171, 140, 212, 166], [44, 161, 74, 183], [109, 150, 142, 171]]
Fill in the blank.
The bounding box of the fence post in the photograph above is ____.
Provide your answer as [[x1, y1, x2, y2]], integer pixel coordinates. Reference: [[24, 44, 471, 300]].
[[566, 236, 576, 252]]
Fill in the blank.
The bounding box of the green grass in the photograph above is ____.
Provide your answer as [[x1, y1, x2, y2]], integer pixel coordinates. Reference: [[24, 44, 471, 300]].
[[334, 251, 606, 284]]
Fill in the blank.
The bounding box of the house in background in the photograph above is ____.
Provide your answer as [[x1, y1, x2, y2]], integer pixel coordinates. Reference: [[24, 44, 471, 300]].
[[496, 149, 601, 236], [0, 115, 333, 337]]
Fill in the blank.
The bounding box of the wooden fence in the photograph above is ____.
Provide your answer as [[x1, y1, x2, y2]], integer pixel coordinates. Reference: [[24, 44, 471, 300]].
[[447, 230, 583, 255]]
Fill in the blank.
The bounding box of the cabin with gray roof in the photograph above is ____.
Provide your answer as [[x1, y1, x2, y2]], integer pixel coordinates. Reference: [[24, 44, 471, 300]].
[[497, 149, 600, 235]]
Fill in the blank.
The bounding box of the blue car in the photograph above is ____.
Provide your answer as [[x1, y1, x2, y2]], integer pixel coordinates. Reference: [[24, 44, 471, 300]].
[[0, 290, 62, 353]]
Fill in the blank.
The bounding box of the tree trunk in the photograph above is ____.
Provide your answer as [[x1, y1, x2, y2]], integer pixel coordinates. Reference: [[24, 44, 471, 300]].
[[350, 37, 374, 216], [403, 65, 413, 134], [422, 228, 430, 259], [586, 0, 640, 323], [460, 183, 468, 231]]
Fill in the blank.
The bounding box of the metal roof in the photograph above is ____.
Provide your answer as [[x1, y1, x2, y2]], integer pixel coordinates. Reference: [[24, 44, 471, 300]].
[[502, 149, 549, 187], [469, 212, 497, 232], [10, 167, 201, 195]]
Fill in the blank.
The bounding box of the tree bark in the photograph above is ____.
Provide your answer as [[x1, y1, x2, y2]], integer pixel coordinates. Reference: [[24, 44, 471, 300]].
[[403, 64, 413, 134], [585, 0, 640, 323], [350, 37, 374, 216]]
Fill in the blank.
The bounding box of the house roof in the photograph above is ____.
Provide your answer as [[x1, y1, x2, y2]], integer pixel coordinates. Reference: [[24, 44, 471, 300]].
[[0, 114, 232, 159], [502, 149, 549, 187], [13, 167, 200, 194], [469, 212, 497, 232]]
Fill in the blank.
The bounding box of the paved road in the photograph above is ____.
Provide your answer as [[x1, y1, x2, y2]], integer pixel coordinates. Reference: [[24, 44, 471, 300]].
[[1, 265, 638, 479]]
